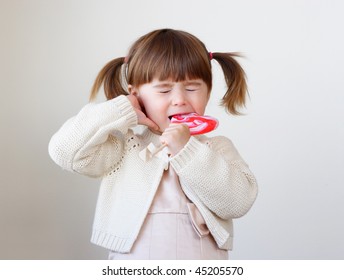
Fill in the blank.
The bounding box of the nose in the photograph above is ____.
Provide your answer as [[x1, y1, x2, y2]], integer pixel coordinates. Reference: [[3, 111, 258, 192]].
[[171, 90, 187, 106]]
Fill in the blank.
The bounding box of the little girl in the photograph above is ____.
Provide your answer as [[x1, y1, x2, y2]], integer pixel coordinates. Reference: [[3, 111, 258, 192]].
[[49, 28, 258, 260]]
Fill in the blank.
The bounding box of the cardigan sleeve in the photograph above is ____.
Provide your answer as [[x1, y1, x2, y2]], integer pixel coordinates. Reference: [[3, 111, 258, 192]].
[[170, 136, 258, 220], [48, 95, 138, 178]]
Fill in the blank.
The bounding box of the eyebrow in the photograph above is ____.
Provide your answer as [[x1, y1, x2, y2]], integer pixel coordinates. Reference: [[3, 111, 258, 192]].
[[153, 80, 202, 88], [183, 81, 202, 86], [153, 82, 174, 88]]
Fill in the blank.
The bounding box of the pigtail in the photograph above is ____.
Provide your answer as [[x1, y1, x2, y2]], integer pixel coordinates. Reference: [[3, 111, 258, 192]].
[[212, 52, 248, 115], [89, 57, 127, 101]]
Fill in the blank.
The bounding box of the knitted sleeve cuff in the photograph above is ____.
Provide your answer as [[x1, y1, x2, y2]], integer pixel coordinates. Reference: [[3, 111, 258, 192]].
[[113, 95, 138, 128], [170, 137, 205, 172]]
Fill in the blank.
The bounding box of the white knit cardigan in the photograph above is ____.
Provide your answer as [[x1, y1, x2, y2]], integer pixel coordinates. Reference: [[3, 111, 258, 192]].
[[48, 95, 258, 253]]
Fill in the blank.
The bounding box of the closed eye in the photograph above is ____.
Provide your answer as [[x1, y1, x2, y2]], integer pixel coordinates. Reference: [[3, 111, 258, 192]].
[[186, 88, 197, 92]]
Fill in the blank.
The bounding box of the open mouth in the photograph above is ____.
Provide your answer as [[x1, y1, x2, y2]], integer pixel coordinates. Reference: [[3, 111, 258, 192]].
[[168, 112, 193, 121]]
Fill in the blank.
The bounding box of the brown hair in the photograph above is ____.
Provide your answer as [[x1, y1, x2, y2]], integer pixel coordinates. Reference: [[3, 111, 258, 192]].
[[90, 28, 248, 115]]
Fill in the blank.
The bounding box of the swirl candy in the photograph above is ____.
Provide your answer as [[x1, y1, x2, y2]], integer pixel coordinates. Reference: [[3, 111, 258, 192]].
[[139, 113, 219, 161], [170, 113, 219, 135]]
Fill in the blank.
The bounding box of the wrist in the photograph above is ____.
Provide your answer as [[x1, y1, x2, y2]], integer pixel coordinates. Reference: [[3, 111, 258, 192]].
[[116, 95, 138, 126]]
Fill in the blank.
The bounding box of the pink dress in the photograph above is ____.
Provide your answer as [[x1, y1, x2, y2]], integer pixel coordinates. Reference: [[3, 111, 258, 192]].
[[108, 164, 229, 260]]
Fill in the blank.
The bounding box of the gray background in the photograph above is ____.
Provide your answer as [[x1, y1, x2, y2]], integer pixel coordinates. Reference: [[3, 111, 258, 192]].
[[1, 0, 343, 259]]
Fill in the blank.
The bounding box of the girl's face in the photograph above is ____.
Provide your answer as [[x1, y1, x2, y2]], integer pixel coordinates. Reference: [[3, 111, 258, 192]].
[[129, 78, 210, 134]]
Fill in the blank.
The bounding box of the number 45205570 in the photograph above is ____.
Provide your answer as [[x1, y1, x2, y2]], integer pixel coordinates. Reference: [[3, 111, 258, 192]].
[[194, 266, 244, 276]]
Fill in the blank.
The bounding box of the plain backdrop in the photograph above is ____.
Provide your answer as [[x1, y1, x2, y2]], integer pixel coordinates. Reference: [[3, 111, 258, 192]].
[[1, 0, 343, 259]]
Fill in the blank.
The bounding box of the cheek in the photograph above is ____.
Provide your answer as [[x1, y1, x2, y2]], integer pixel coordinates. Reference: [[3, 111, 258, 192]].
[[139, 99, 163, 118], [143, 97, 166, 110], [138, 94, 152, 107], [195, 96, 209, 112]]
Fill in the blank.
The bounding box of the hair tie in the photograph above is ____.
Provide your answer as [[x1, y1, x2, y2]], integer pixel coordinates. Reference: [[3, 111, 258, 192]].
[[209, 52, 213, 60]]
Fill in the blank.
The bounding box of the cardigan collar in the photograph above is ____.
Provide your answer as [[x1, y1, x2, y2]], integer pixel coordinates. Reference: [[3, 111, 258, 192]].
[[141, 128, 161, 145]]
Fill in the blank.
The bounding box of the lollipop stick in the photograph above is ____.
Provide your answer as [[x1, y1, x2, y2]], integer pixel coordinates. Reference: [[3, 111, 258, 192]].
[[139, 143, 167, 162], [150, 143, 167, 157]]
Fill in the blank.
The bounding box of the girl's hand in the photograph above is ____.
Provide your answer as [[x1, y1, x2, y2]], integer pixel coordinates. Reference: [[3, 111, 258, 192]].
[[160, 123, 191, 156], [126, 95, 159, 131]]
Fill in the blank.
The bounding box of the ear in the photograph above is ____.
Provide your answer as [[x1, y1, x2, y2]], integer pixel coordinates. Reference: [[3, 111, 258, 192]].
[[127, 84, 139, 96]]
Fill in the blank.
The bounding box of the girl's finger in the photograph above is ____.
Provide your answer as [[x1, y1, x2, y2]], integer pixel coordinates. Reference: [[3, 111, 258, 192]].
[[141, 117, 159, 131]]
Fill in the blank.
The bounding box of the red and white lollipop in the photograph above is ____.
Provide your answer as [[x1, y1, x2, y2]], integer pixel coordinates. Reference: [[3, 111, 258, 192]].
[[170, 113, 218, 135], [140, 113, 219, 161]]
